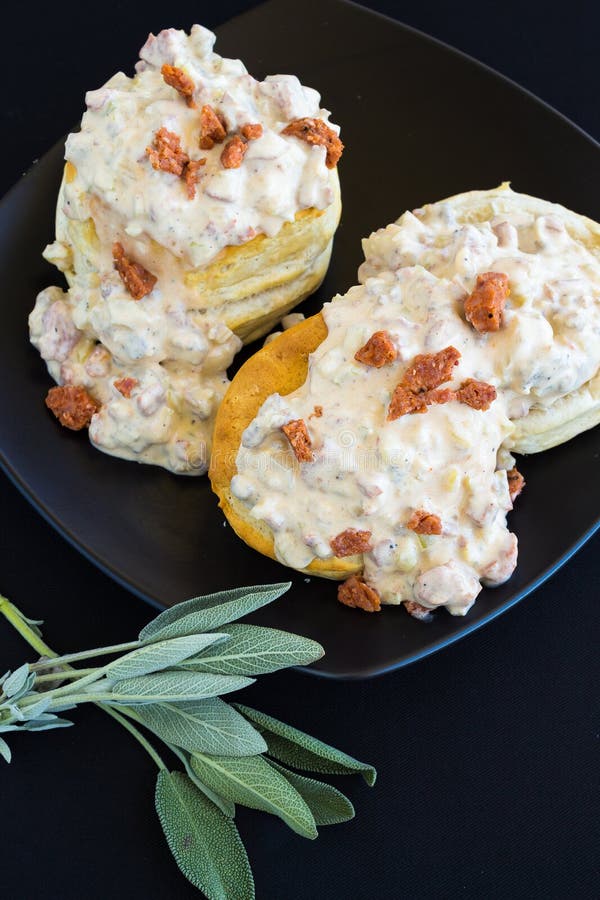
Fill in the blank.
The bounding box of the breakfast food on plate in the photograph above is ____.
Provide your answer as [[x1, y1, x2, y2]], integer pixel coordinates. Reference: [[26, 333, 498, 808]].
[[210, 184, 600, 617], [29, 25, 342, 474]]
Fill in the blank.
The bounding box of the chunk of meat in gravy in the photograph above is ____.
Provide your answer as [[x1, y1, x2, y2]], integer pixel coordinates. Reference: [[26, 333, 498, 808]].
[[112, 243, 157, 300], [456, 378, 497, 411], [414, 561, 481, 611], [240, 123, 263, 141], [330, 528, 373, 557], [387, 385, 454, 421], [337, 575, 381, 612], [184, 158, 206, 199], [388, 385, 428, 420], [160, 64, 196, 108], [507, 467, 525, 501], [407, 509, 442, 535], [146, 127, 189, 176], [281, 418, 313, 462], [45, 385, 99, 430], [464, 272, 510, 333], [481, 533, 518, 586], [354, 330, 398, 367], [401, 346, 461, 393], [221, 135, 248, 169], [199, 105, 227, 149], [281, 117, 344, 168], [114, 377, 138, 398]]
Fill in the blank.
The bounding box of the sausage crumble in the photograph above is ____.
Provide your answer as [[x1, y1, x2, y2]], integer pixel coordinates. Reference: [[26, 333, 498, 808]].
[[464, 272, 510, 332], [354, 330, 398, 368], [407, 509, 443, 535], [160, 64, 196, 108], [45, 385, 99, 431], [281, 117, 344, 168], [199, 105, 227, 149], [337, 575, 381, 612], [113, 243, 157, 300], [330, 528, 373, 557], [281, 419, 314, 462]]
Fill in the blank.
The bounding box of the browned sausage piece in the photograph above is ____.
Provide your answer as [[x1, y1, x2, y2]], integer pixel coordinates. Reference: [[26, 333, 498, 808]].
[[464, 272, 510, 333], [456, 378, 497, 411], [407, 509, 442, 535], [281, 117, 344, 168], [281, 418, 314, 462], [240, 123, 263, 141], [45, 385, 99, 431], [184, 158, 206, 199], [338, 575, 381, 612], [402, 346, 461, 393], [387, 385, 455, 421], [161, 64, 196, 108], [113, 243, 157, 300], [507, 467, 525, 501], [199, 105, 227, 149], [114, 377, 138, 398], [388, 385, 428, 420], [309, 405, 323, 419], [330, 528, 373, 557], [146, 127, 190, 176], [354, 330, 398, 368], [221, 135, 248, 169]]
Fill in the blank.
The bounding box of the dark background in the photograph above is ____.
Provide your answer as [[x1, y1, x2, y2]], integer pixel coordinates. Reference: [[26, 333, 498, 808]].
[[1, 1, 598, 898]]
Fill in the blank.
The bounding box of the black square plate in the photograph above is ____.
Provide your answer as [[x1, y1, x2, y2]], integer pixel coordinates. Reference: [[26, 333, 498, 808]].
[[0, 0, 598, 677]]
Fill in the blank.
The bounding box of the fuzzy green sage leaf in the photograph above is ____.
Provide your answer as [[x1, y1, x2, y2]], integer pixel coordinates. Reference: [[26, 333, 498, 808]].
[[139, 583, 291, 642], [104, 633, 228, 680], [266, 759, 355, 826], [131, 698, 267, 757], [235, 704, 376, 786], [155, 770, 254, 900], [190, 752, 317, 839], [2, 663, 32, 699], [110, 671, 254, 704], [0, 736, 10, 763], [179, 624, 324, 676]]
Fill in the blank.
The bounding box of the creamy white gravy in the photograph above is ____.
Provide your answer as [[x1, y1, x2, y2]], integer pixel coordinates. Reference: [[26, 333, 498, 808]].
[[29, 25, 340, 473], [232, 195, 600, 613]]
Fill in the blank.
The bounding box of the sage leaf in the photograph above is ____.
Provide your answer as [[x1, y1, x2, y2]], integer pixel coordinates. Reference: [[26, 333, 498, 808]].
[[0, 736, 10, 763], [20, 696, 52, 720], [190, 753, 317, 839], [266, 759, 355, 826], [179, 624, 324, 676], [110, 671, 254, 704], [155, 770, 254, 900], [22, 716, 73, 731], [105, 633, 228, 680], [166, 744, 236, 818], [7, 703, 26, 722], [140, 583, 290, 642], [235, 705, 376, 786], [175, 751, 236, 818], [3, 664, 32, 699], [132, 698, 267, 756]]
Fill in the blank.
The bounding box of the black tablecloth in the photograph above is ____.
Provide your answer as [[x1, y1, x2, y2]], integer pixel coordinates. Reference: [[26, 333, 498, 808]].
[[1, 2, 598, 898]]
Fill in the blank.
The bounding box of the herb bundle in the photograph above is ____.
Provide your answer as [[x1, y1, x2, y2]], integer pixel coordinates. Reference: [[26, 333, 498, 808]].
[[0, 584, 375, 899]]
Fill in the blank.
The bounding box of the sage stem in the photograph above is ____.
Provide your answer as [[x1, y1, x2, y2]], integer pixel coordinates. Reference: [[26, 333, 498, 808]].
[[28, 640, 141, 671], [0, 595, 55, 658]]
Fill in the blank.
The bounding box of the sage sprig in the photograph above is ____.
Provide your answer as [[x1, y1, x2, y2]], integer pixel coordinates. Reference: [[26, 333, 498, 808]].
[[0, 584, 376, 899]]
